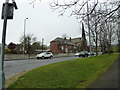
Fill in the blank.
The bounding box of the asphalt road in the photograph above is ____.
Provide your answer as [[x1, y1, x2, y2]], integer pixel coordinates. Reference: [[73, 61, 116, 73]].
[[4, 56, 79, 76]]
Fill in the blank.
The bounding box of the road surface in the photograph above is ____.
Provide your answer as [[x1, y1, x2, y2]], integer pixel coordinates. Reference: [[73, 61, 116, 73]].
[[4, 57, 79, 76]]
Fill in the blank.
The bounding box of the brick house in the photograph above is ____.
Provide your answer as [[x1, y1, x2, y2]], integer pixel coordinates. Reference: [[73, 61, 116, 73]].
[[50, 37, 76, 53], [50, 37, 84, 53]]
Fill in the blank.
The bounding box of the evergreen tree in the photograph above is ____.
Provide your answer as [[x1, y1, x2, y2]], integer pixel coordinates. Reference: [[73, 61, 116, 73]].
[[81, 22, 87, 51]]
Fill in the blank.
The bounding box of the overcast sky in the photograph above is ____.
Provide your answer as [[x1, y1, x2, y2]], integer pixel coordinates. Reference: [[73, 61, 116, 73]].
[[0, 0, 83, 46]]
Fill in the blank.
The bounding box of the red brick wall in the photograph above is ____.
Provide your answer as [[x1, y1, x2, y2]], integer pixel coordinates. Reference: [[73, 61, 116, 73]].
[[50, 41, 76, 53], [50, 42, 60, 53]]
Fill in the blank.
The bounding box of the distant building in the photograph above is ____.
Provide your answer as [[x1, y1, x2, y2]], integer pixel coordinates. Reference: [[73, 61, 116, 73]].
[[50, 37, 76, 53], [70, 37, 82, 46], [50, 22, 89, 53], [70, 37, 88, 51], [50, 23, 88, 54], [50, 37, 85, 53]]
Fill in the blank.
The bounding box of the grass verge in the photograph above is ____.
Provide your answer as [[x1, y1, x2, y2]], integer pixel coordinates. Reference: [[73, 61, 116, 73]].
[[8, 53, 118, 88]]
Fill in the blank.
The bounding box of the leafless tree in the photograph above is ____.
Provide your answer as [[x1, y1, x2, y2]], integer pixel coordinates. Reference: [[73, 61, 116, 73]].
[[29, 0, 120, 53], [50, 0, 119, 54], [28, 0, 41, 8], [19, 33, 36, 54], [50, 0, 119, 18]]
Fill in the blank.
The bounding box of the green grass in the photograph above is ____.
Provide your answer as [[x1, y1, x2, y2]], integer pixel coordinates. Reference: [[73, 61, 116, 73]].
[[8, 53, 118, 88]]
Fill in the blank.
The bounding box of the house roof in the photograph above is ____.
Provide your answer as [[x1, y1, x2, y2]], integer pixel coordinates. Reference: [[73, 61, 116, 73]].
[[50, 37, 75, 46], [70, 37, 82, 43]]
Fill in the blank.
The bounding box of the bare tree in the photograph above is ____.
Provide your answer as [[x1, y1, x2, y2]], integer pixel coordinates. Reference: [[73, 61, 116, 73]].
[[19, 33, 36, 54], [29, 0, 120, 53], [78, 1, 118, 55], [28, 0, 41, 8]]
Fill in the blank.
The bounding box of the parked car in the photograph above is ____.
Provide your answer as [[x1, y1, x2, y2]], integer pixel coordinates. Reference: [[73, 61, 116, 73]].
[[36, 52, 53, 59], [98, 52, 103, 55], [75, 52, 81, 57], [75, 51, 88, 57], [88, 52, 95, 56], [79, 51, 88, 57]]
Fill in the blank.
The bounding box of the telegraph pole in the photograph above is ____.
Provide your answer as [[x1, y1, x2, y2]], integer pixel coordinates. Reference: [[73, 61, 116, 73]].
[[23, 18, 28, 54], [0, 0, 18, 89]]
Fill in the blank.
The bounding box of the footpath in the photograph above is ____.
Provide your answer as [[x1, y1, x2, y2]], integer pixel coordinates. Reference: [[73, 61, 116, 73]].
[[4, 53, 74, 60], [87, 54, 119, 89]]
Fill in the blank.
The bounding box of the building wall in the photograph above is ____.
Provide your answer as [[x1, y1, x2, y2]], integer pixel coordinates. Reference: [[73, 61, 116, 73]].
[[50, 42, 76, 53], [50, 37, 84, 53], [71, 38, 82, 46], [50, 42, 60, 53]]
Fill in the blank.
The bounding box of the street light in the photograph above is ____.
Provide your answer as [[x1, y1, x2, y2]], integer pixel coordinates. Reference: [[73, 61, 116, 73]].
[[42, 38, 44, 52], [23, 17, 28, 54]]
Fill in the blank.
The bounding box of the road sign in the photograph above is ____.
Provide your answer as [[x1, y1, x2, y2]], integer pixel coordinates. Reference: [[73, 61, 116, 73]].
[[2, 3, 14, 19]]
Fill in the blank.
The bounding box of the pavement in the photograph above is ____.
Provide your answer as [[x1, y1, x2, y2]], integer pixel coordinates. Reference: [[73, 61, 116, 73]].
[[87, 54, 119, 89], [4, 54, 75, 61]]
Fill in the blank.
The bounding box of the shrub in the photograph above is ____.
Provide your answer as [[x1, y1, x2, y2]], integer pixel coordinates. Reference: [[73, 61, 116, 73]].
[[4, 48, 11, 54], [10, 49, 18, 54]]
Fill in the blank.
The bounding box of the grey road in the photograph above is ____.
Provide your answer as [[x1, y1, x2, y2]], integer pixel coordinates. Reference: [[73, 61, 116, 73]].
[[4, 57, 79, 76]]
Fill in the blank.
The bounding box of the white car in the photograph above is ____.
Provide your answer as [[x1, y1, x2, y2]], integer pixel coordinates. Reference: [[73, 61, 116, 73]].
[[88, 52, 95, 56], [75, 52, 81, 56], [36, 52, 53, 59]]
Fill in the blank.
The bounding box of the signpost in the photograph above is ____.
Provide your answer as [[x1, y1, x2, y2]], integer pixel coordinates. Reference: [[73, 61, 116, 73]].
[[0, 0, 18, 89]]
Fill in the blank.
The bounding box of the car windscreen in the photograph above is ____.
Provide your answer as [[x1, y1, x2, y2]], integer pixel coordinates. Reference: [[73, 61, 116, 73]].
[[40, 52, 46, 55]]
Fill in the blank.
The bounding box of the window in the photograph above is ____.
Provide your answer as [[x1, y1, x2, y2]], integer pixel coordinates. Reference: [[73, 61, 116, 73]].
[[46, 52, 51, 54], [61, 46, 64, 50]]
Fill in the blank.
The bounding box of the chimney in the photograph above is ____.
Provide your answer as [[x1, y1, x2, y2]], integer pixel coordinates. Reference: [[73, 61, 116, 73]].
[[64, 37, 66, 40], [69, 37, 71, 41]]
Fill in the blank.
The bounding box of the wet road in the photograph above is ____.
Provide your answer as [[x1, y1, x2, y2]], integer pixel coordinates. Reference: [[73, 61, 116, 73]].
[[4, 57, 79, 76]]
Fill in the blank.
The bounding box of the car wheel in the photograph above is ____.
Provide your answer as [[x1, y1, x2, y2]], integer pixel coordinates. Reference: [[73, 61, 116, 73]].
[[50, 56, 53, 59], [42, 56, 44, 59], [36, 57, 40, 59]]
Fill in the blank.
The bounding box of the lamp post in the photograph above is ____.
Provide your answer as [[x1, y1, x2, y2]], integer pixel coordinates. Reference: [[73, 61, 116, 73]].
[[23, 17, 28, 54], [42, 38, 44, 52]]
